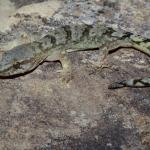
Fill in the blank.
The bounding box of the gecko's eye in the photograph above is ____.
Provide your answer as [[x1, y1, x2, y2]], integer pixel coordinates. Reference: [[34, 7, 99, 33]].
[[13, 62, 21, 69]]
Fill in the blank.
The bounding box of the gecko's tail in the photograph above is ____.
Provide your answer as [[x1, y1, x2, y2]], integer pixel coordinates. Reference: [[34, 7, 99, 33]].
[[108, 77, 150, 89]]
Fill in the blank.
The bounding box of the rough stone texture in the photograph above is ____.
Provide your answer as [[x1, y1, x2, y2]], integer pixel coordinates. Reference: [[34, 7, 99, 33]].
[[0, 0, 150, 150]]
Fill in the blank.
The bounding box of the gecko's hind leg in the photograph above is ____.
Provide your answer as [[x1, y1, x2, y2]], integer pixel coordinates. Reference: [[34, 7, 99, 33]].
[[103, 40, 150, 56], [91, 40, 150, 69], [88, 46, 110, 70], [94, 41, 123, 69], [96, 40, 150, 89], [46, 50, 72, 83]]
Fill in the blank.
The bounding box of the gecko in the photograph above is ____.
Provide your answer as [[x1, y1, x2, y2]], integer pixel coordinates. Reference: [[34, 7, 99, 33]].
[[0, 21, 149, 88]]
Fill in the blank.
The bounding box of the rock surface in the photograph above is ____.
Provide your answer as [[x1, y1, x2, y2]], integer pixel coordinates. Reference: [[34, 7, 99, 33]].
[[0, 0, 149, 150]]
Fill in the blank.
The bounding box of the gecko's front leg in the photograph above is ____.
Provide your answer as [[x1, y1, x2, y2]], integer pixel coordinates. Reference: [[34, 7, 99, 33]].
[[46, 49, 72, 83], [59, 50, 72, 83], [88, 44, 111, 70]]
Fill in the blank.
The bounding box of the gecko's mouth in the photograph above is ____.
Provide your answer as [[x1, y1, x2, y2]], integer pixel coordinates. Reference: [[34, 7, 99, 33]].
[[0, 59, 26, 77], [0, 64, 16, 77], [0, 64, 30, 78], [0, 57, 42, 78]]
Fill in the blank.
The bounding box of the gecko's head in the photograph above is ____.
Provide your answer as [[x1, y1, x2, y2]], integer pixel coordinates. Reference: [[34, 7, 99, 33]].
[[0, 45, 36, 77], [0, 55, 29, 77]]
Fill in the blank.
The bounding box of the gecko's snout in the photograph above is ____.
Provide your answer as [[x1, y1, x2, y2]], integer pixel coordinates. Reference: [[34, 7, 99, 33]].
[[0, 61, 12, 77], [0, 54, 21, 77]]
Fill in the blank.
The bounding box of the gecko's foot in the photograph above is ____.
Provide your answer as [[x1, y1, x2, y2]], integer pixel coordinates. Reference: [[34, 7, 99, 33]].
[[61, 70, 73, 83], [88, 60, 110, 70], [57, 69, 73, 84]]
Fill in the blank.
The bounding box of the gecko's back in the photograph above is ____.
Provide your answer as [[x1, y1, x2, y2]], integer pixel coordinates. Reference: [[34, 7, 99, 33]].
[[40, 22, 150, 54]]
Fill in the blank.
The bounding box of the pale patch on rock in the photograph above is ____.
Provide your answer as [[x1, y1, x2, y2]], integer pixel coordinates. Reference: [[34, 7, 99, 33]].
[[13, 0, 62, 18], [48, 124, 81, 139], [0, 32, 33, 54], [133, 64, 148, 69], [0, 0, 16, 32], [0, 0, 62, 32]]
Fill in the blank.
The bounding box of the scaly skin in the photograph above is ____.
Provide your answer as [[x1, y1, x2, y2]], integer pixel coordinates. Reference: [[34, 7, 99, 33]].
[[0, 22, 149, 87], [108, 77, 150, 89]]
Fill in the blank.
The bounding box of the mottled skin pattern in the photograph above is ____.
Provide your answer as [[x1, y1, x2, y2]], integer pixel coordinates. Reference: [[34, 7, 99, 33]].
[[0, 22, 150, 88]]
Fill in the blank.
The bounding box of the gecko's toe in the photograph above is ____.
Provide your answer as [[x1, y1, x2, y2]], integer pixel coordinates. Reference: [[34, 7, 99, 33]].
[[61, 71, 73, 84], [86, 60, 112, 76], [61, 76, 72, 84], [88, 60, 110, 71]]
